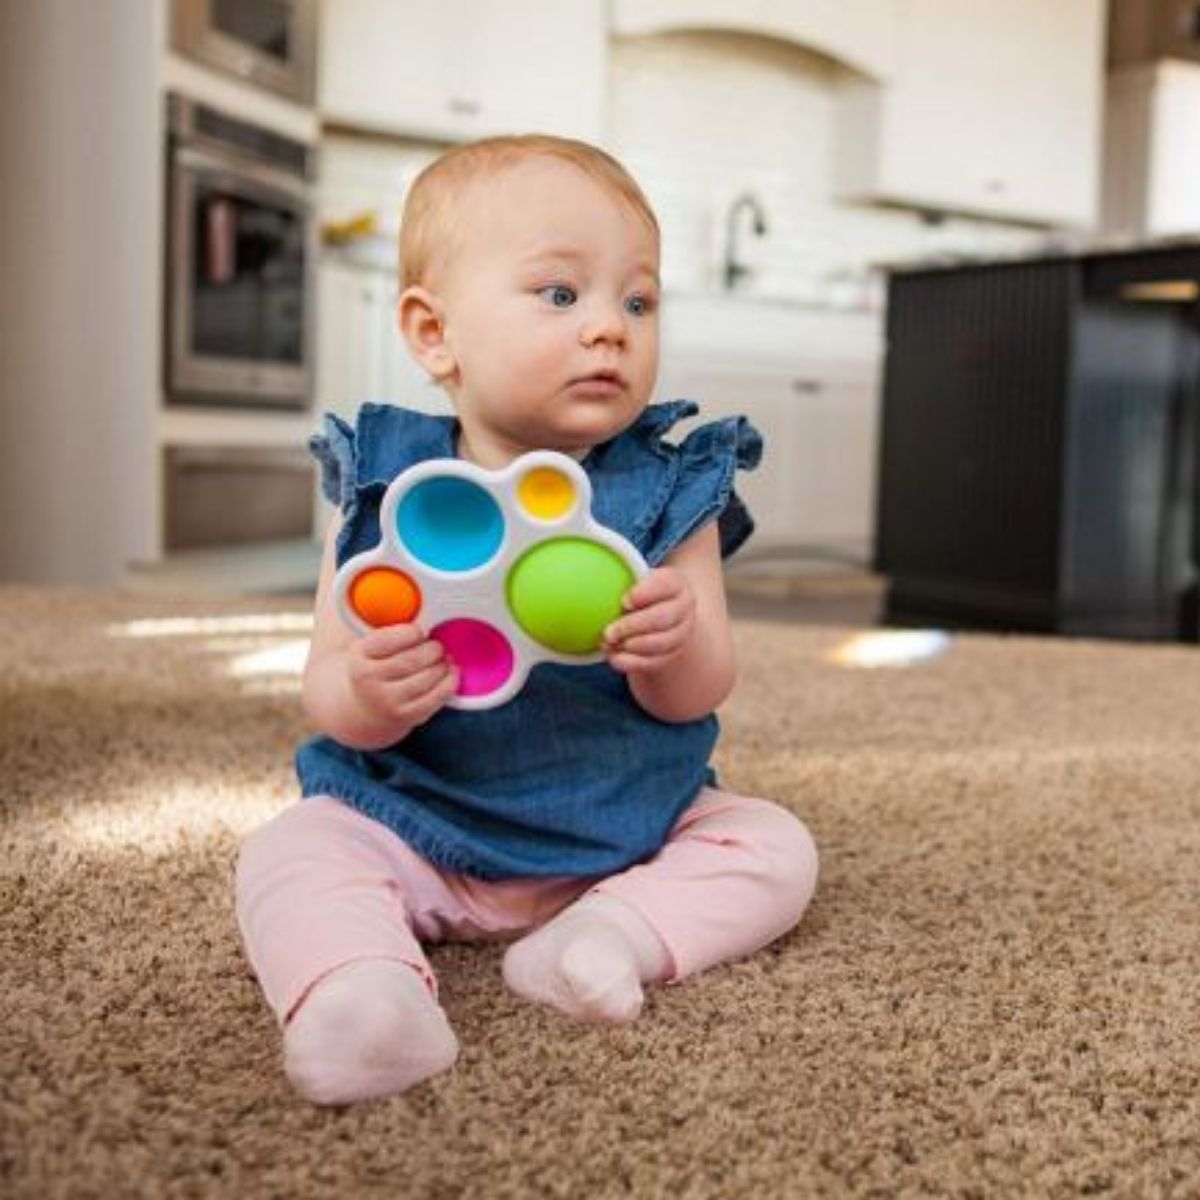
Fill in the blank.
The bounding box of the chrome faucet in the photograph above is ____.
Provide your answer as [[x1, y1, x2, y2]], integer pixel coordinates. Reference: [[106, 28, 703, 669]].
[[723, 193, 769, 291]]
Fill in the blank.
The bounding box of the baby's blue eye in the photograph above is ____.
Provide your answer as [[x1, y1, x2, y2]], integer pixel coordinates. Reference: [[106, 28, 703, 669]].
[[625, 293, 655, 317], [538, 284, 577, 308]]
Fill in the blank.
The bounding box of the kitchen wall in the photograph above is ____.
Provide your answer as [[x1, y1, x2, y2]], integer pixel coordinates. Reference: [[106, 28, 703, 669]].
[[0, 0, 161, 586], [320, 30, 1052, 306], [0, 7, 1097, 589]]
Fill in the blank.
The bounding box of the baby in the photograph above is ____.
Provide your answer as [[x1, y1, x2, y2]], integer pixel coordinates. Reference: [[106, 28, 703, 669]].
[[236, 134, 819, 1106]]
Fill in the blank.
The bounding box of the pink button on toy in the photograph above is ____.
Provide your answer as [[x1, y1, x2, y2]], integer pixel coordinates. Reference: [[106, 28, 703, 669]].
[[431, 618, 515, 698]]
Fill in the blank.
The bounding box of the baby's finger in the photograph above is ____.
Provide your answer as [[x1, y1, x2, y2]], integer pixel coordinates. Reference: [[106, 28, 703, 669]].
[[623, 570, 683, 611], [608, 649, 673, 675], [374, 637, 445, 679], [401, 665, 460, 723], [609, 628, 687, 659], [360, 622, 426, 659], [386, 660, 455, 705], [384, 667, 453, 710], [605, 603, 684, 646]]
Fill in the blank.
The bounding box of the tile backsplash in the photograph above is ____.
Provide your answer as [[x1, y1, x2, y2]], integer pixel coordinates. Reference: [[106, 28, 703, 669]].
[[609, 31, 1048, 306], [319, 30, 1053, 308]]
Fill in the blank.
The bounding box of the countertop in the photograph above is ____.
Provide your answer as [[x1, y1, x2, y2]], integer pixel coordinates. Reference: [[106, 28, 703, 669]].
[[887, 234, 1200, 277]]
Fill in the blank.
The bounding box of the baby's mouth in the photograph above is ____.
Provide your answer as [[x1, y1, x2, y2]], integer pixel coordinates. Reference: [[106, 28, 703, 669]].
[[569, 369, 627, 393]]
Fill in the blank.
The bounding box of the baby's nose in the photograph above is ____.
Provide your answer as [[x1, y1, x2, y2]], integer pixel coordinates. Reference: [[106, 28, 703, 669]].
[[579, 303, 627, 346]]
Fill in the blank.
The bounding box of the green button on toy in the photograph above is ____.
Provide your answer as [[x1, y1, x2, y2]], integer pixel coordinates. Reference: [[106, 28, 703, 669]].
[[507, 537, 635, 655]]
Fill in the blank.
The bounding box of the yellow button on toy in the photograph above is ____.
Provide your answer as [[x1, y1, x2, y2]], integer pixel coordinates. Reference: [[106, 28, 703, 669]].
[[517, 466, 576, 521]]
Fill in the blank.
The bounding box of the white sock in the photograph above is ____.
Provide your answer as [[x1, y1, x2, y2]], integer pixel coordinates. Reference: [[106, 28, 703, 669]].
[[502, 893, 670, 1025], [283, 958, 459, 1105]]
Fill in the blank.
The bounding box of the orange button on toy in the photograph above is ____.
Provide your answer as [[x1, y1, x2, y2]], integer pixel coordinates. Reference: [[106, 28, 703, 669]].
[[348, 567, 422, 627]]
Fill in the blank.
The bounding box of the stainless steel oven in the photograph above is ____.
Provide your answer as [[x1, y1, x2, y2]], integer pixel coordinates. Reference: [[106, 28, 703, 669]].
[[170, 0, 316, 104], [165, 94, 315, 410]]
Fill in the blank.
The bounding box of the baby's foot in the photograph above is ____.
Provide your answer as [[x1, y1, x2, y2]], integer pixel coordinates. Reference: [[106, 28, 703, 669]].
[[283, 958, 458, 1105], [502, 894, 669, 1025]]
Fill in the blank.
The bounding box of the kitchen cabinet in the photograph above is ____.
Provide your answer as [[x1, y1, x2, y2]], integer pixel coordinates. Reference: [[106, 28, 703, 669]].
[[316, 260, 450, 421], [657, 360, 881, 558], [657, 297, 883, 557], [1103, 60, 1200, 239], [609, 0, 898, 80], [318, 0, 607, 143], [836, 0, 1106, 227]]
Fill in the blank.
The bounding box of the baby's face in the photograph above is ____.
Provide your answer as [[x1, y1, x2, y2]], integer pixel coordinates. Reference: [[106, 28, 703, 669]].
[[433, 157, 660, 462]]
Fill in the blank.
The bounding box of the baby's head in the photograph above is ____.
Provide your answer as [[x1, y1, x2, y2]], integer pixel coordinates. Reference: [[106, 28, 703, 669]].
[[396, 135, 663, 465], [399, 135, 659, 292]]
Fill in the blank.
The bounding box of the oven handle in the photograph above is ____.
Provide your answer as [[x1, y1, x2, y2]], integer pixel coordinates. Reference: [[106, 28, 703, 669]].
[[174, 143, 311, 206]]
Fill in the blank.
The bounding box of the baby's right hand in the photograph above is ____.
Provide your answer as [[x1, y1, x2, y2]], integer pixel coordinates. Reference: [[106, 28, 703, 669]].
[[345, 623, 459, 732]]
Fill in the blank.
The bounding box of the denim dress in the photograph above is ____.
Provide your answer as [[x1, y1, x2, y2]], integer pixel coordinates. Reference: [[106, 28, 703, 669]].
[[295, 401, 762, 881]]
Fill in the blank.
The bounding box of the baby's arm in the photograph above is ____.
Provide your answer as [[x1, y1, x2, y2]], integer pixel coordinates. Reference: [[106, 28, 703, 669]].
[[602, 521, 735, 723], [302, 513, 458, 750]]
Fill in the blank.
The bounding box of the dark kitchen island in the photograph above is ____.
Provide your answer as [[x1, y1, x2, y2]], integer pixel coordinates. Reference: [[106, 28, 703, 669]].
[[876, 242, 1200, 641]]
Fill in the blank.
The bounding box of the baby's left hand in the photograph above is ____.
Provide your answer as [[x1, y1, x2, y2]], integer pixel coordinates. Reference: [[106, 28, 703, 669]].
[[602, 567, 696, 675]]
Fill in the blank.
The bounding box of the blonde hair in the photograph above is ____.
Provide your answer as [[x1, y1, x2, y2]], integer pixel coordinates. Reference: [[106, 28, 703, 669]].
[[399, 134, 659, 289]]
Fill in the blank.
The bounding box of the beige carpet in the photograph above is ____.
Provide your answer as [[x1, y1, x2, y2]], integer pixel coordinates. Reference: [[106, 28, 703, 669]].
[[4, 584, 1200, 1199]]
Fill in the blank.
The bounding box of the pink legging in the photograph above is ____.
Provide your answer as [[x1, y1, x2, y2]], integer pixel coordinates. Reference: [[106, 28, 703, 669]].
[[235, 787, 819, 1023]]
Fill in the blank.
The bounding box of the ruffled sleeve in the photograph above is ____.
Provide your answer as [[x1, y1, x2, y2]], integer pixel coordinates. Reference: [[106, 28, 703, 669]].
[[633, 401, 763, 564], [306, 403, 458, 564], [308, 413, 357, 511], [308, 403, 458, 507]]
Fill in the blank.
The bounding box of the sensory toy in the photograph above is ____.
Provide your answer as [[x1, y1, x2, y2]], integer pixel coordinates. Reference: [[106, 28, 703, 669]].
[[334, 451, 648, 709]]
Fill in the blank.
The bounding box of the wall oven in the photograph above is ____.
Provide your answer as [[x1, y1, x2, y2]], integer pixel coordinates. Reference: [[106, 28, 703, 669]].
[[164, 445, 315, 551], [170, 0, 316, 105], [165, 93, 315, 410]]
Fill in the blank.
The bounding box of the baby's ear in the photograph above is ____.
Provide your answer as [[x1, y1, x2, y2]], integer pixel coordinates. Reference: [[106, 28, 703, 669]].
[[397, 286, 456, 382]]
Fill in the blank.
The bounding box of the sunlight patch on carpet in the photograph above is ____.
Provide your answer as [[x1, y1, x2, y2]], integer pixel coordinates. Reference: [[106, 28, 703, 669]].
[[226, 639, 308, 681], [828, 629, 951, 669], [49, 783, 279, 854], [105, 613, 311, 694], [107, 613, 313, 639]]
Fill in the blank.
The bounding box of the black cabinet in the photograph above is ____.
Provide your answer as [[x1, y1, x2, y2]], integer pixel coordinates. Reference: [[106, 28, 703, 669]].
[[875, 245, 1200, 640]]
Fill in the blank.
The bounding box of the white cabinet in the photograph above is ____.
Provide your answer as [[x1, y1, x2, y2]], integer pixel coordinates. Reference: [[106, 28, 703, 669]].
[[318, 0, 607, 143], [609, 0, 898, 80], [658, 364, 879, 557], [316, 261, 451, 421], [656, 295, 882, 558], [1103, 61, 1200, 239], [836, 0, 1106, 227], [787, 371, 880, 555]]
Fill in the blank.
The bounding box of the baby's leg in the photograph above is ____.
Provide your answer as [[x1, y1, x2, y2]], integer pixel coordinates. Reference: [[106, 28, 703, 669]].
[[502, 788, 817, 1022], [235, 797, 459, 1105]]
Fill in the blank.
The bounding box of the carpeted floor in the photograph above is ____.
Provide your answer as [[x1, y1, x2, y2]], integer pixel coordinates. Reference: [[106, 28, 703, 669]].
[[3, 584, 1200, 1199]]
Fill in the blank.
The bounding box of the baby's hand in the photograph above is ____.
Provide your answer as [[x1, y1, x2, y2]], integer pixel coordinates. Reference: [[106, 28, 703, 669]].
[[345, 623, 458, 729], [602, 567, 696, 676]]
